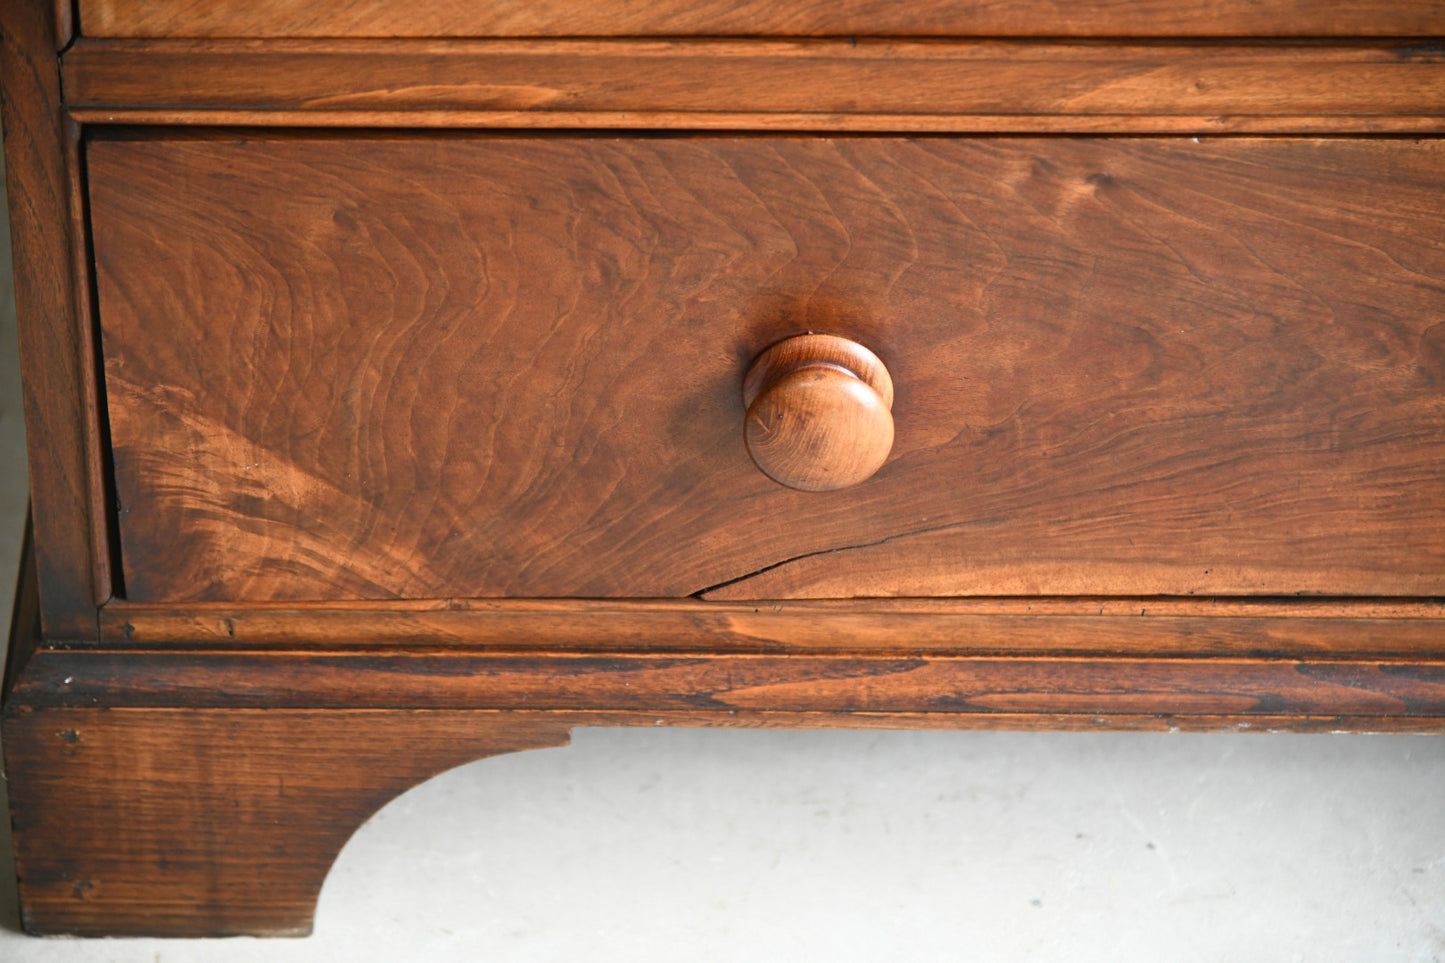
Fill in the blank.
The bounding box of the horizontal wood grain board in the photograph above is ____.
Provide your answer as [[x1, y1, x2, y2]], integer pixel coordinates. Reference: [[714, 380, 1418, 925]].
[[96, 598, 1445, 659], [62, 40, 1445, 120], [13, 646, 1445, 716], [8, 706, 1442, 737], [74, 0, 1445, 39], [89, 135, 1445, 603], [61, 109, 1445, 134]]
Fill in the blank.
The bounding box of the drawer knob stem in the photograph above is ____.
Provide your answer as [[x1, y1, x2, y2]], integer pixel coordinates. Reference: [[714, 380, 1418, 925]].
[[742, 334, 894, 491]]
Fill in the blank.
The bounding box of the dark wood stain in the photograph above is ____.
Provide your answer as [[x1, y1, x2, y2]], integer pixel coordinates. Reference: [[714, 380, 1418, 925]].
[[6, 0, 1445, 940], [74, 0, 1445, 39], [96, 597, 1445, 660], [3, 704, 572, 936], [89, 135, 1445, 602], [13, 646, 1445, 717], [1, 0, 107, 638], [61, 40, 1445, 124]]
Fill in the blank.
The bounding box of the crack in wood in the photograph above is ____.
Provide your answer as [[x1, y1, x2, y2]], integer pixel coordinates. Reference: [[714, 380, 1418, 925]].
[[690, 519, 978, 599]]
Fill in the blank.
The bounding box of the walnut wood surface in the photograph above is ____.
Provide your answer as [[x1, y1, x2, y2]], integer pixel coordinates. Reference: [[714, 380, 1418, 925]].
[[745, 365, 892, 489], [74, 0, 1445, 38], [15, 646, 1445, 717], [3, 706, 572, 936], [744, 334, 895, 491], [10, 0, 1445, 942], [0, 0, 110, 638], [90, 134, 1445, 603], [61, 40, 1445, 128], [4, 562, 1442, 721], [4, 576, 1444, 939], [3, 521, 42, 696], [94, 598, 1445, 659], [743, 334, 894, 411], [10, 701, 1443, 937], [63, 110, 1445, 136]]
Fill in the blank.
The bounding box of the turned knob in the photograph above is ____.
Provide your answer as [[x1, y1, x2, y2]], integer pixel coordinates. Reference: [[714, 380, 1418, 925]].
[[742, 334, 894, 491]]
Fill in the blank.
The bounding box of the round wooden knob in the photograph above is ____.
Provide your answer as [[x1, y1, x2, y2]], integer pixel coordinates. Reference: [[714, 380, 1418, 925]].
[[742, 334, 894, 491]]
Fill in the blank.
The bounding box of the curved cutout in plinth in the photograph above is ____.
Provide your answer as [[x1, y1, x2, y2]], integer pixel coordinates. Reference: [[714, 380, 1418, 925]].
[[3, 707, 572, 937]]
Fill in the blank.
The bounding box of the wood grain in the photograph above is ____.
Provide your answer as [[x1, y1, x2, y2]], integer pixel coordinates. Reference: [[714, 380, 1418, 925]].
[[14, 645, 1445, 717], [10, 0, 1445, 942], [89, 134, 1445, 602], [3, 519, 41, 697], [60, 109, 1445, 135], [1, 0, 108, 639], [743, 334, 895, 491], [3, 706, 571, 936], [60, 40, 1445, 126], [74, 0, 1445, 39], [6, 559, 1444, 943], [95, 597, 1445, 659], [8, 703, 1439, 936], [6, 570, 1443, 936]]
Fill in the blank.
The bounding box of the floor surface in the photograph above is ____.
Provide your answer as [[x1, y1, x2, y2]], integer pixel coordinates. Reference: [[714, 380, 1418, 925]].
[[0, 155, 1442, 962]]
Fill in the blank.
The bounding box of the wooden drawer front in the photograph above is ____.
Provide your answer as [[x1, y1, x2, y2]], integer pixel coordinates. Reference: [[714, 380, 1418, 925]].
[[76, 1, 1445, 38], [89, 135, 1445, 603]]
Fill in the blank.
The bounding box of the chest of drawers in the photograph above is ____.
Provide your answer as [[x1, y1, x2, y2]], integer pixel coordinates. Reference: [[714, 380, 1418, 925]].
[[4, 0, 1445, 937]]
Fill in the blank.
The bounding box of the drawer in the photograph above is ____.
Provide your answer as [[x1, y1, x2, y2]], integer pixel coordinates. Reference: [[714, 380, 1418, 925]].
[[89, 134, 1445, 603], [76, 0, 1445, 38]]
